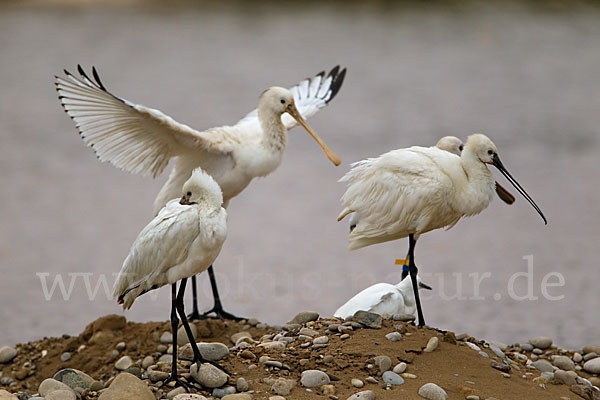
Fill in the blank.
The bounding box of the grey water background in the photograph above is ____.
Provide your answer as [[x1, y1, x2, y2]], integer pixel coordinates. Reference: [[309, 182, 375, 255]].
[[1, 1, 599, 349]]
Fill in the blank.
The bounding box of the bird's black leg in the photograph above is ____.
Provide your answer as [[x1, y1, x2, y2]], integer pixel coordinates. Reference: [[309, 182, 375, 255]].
[[160, 284, 191, 392], [175, 278, 230, 375], [401, 250, 410, 281], [408, 234, 426, 327], [190, 265, 244, 321], [186, 275, 202, 321]]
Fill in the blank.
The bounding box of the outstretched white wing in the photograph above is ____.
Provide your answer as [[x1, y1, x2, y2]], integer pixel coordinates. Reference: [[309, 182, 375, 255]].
[[56, 66, 235, 178], [112, 200, 199, 309], [235, 65, 346, 130]]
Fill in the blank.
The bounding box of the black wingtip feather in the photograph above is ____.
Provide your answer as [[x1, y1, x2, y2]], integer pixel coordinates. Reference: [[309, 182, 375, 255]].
[[326, 66, 346, 104], [77, 64, 85, 77], [92, 66, 107, 91]]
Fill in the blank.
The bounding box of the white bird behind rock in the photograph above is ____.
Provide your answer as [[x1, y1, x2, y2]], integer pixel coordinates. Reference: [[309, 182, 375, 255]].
[[113, 168, 227, 310], [56, 65, 345, 319], [334, 275, 432, 320], [338, 133, 547, 326]]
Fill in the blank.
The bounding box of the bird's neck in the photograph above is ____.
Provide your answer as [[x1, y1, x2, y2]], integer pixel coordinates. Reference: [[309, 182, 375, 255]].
[[259, 107, 287, 152], [456, 152, 494, 216], [397, 278, 417, 306]]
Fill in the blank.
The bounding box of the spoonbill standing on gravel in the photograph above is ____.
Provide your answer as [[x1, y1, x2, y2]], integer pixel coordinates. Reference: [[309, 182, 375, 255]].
[[334, 274, 432, 320], [113, 168, 227, 390], [56, 65, 345, 320], [338, 134, 547, 327]]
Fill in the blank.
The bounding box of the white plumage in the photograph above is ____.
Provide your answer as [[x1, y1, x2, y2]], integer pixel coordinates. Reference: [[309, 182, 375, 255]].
[[338, 134, 546, 250], [113, 168, 227, 309], [55, 65, 344, 213], [334, 275, 431, 319]]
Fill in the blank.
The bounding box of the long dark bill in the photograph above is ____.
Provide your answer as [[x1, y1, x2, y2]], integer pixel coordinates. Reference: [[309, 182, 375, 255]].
[[492, 154, 547, 224]]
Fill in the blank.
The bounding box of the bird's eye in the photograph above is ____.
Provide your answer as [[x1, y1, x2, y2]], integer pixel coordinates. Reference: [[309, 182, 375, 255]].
[[487, 150, 493, 155], [458, 145, 464, 151], [280, 99, 286, 104], [187, 191, 192, 196]]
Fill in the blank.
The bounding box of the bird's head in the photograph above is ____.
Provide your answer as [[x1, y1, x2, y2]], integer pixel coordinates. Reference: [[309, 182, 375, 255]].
[[180, 168, 223, 209], [436, 136, 464, 156], [464, 133, 547, 224], [259, 87, 341, 166]]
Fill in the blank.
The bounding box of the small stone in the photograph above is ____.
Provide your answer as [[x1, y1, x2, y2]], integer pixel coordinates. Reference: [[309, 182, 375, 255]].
[[14, 367, 28, 380], [589, 377, 600, 387], [553, 355, 575, 371], [265, 360, 283, 368], [491, 361, 510, 373], [60, 352, 71, 362], [529, 336, 552, 350], [177, 324, 197, 345], [53, 369, 95, 391], [230, 332, 252, 344], [125, 366, 142, 378], [351, 379, 364, 388], [574, 352, 584, 363], [352, 311, 382, 329], [115, 355, 133, 370], [271, 378, 296, 396], [240, 350, 256, 360], [489, 345, 505, 359], [401, 373, 417, 379], [179, 342, 229, 361], [466, 396, 480, 400], [424, 337, 439, 353], [190, 363, 229, 388], [236, 377, 249, 392], [520, 343, 534, 352], [322, 384, 336, 396], [501, 373, 511, 378], [393, 314, 416, 322], [115, 341, 126, 351], [554, 370, 577, 386], [268, 397, 286, 400], [0, 390, 17, 400], [385, 332, 402, 342], [147, 367, 170, 382], [382, 371, 404, 385], [373, 356, 392, 373], [341, 334, 350, 340], [532, 360, 554, 373], [160, 331, 173, 344], [299, 327, 319, 337], [584, 357, 600, 374], [301, 370, 330, 387], [570, 384, 600, 400], [585, 352, 599, 361], [365, 377, 378, 384], [39, 378, 75, 397], [157, 344, 168, 353], [313, 336, 329, 345], [90, 381, 104, 391], [167, 387, 187, 399], [45, 390, 76, 400], [288, 311, 319, 325], [455, 333, 469, 341], [346, 390, 375, 400], [465, 342, 481, 352], [142, 355, 154, 369], [0, 347, 17, 364], [418, 383, 448, 400], [173, 395, 208, 400], [98, 372, 154, 400], [583, 346, 600, 355], [478, 351, 489, 358], [393, 362, 407, 374], [222, 395, 251, 400], [533, 348, 543, 355], [212, 386, 236, 398], [159, 354, 173, 363]]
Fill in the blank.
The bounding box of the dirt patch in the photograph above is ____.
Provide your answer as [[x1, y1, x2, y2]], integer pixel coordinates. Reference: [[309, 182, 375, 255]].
[[0, 314, 596, 399]]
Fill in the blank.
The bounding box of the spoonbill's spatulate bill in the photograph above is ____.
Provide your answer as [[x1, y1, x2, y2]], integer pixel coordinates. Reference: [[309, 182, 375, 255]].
[[113, 168, 227, 390], [56, 65, 346, 320], [338, 134, 547, 327], [334, 275, 432, 320]]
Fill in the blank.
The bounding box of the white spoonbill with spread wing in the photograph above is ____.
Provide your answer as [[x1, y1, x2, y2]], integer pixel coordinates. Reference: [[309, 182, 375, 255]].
[[113, 168, 227, 390], [56, 65, 345, 320], [334, 274, 432, 320], [338, 134, 547, 327]]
